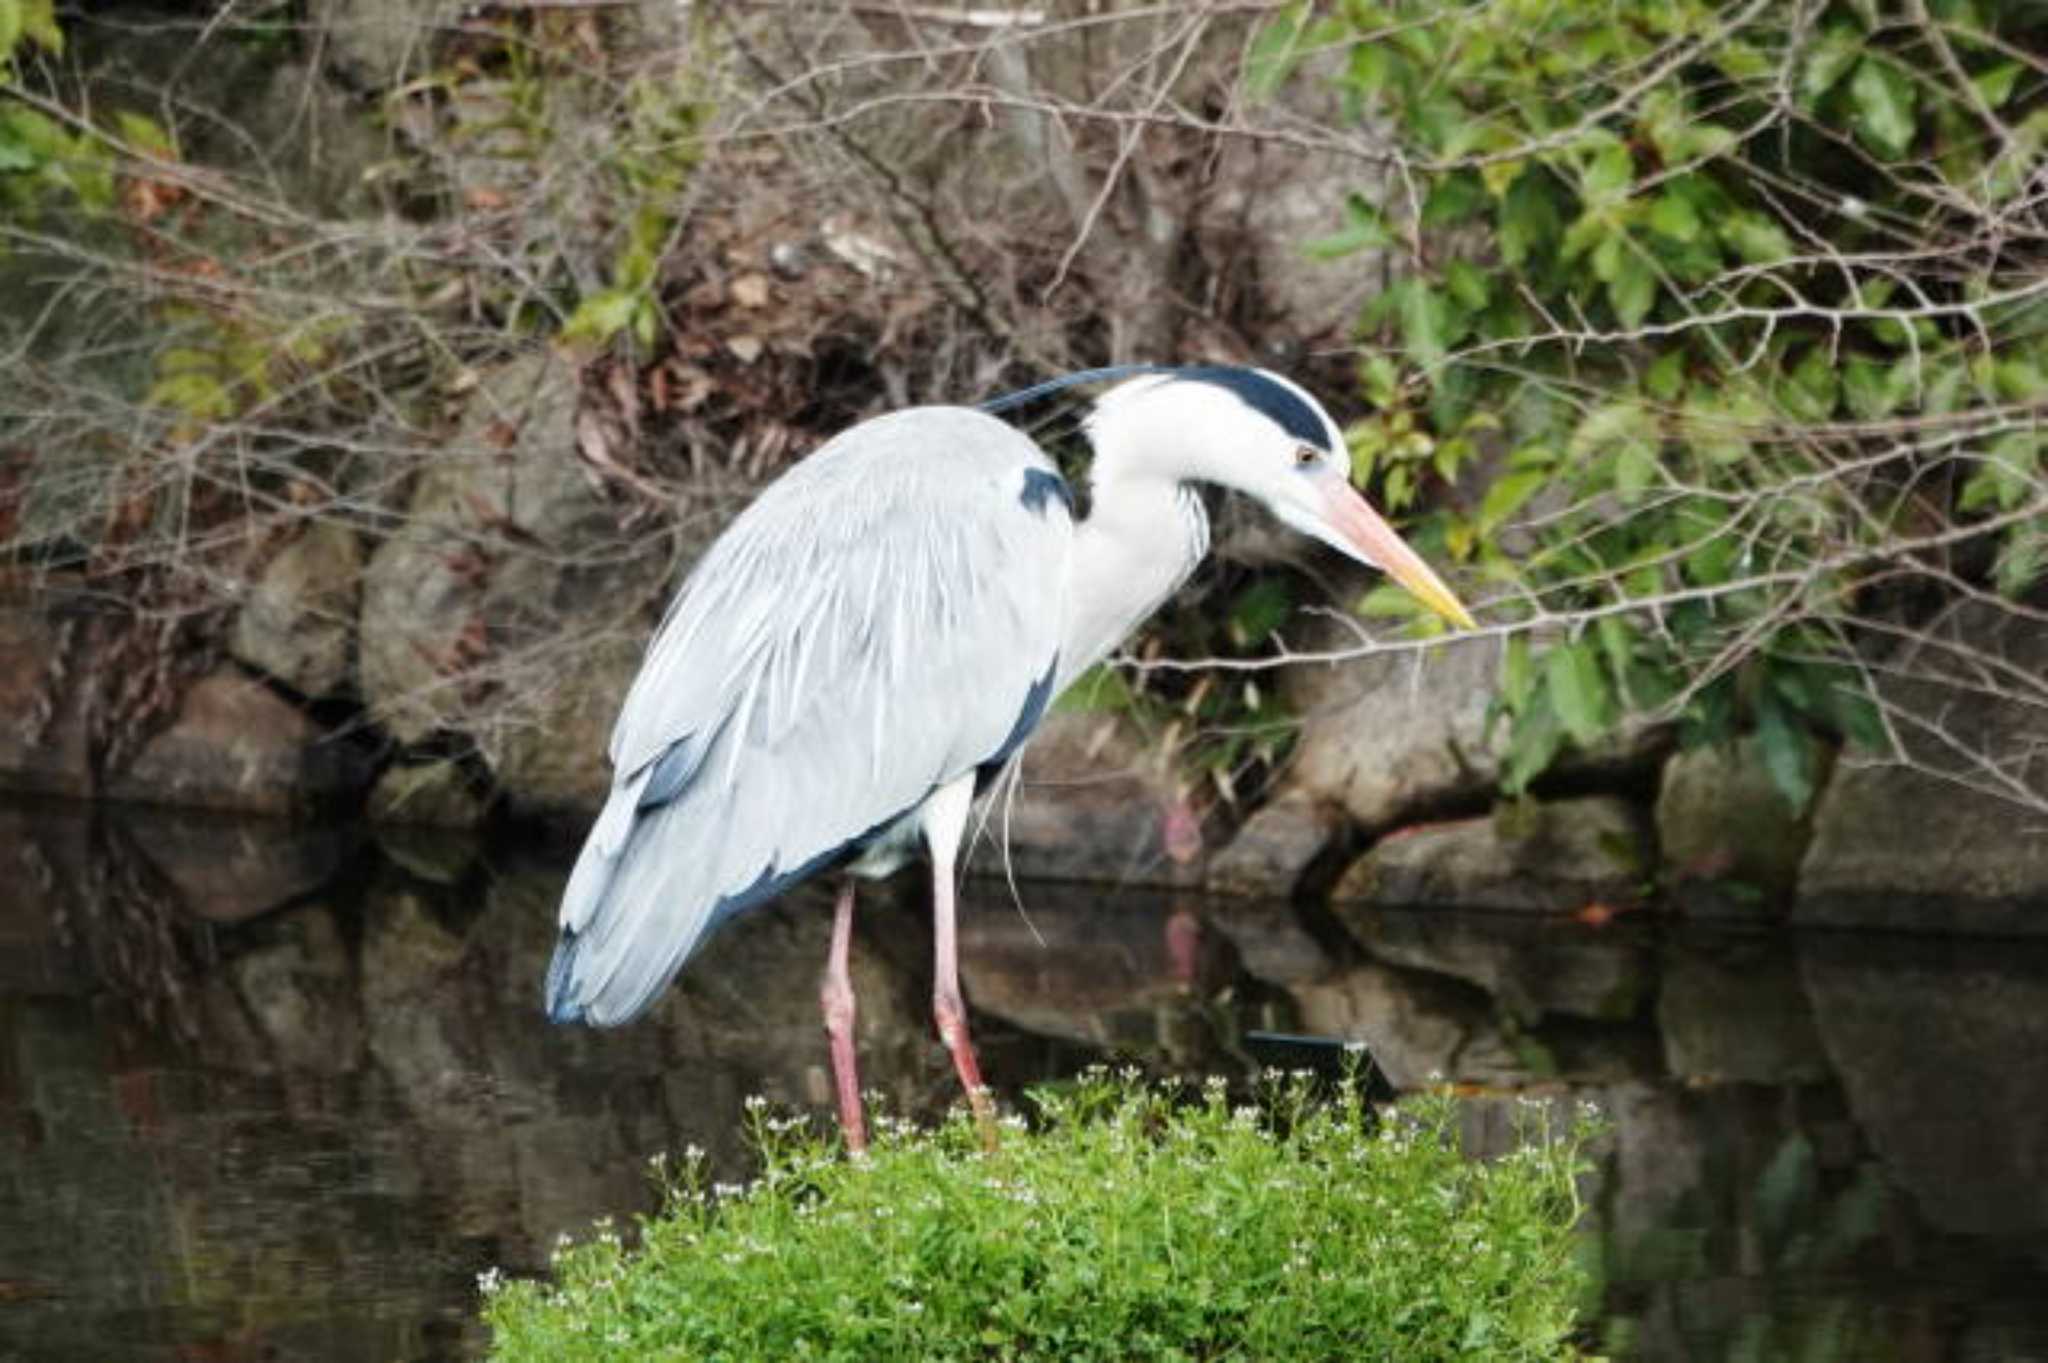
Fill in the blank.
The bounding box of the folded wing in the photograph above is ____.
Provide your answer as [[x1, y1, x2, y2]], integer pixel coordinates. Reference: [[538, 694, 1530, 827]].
[[546, 407, 1071, 1025]]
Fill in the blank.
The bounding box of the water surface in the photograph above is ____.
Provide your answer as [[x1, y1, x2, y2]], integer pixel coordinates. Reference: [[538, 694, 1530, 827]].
[[2, 799, 2045, 1361]]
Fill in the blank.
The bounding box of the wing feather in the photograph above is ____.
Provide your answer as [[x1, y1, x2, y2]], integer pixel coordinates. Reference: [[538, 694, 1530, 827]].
[[548, 407, 1070, 1025]]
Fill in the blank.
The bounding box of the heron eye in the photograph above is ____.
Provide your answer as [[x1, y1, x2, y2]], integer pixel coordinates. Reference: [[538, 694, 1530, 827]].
[[1295, 445, 1321, 468]]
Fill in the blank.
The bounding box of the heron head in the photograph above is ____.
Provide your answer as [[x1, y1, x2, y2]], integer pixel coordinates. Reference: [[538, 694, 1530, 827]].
[[1088, 366, 1476, 630]]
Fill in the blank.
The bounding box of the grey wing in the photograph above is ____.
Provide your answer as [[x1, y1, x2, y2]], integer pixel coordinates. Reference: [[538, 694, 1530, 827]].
[[546, 407, 1071, 1026]]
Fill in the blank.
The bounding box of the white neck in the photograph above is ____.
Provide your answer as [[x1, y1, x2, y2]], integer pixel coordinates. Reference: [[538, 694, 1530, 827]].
[[1055, 468, 1208, 690]]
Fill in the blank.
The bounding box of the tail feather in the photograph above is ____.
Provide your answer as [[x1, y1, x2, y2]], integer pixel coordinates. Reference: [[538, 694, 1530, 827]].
[[543, 779, 744, 1028], [543, 928, 586, 1023]]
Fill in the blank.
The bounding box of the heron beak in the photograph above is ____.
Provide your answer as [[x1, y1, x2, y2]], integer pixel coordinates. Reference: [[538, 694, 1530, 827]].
[[1316, 480, 1477, 630]]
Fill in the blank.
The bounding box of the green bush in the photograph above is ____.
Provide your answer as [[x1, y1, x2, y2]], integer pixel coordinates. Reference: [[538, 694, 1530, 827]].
[[484, 1073, 1595, 1362], [1254, 0, 2048, 808]]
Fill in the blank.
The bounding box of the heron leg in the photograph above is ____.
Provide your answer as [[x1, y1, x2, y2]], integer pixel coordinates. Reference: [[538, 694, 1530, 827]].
[[820, 878, 868, 1155], [922, 774, 998, 1151]]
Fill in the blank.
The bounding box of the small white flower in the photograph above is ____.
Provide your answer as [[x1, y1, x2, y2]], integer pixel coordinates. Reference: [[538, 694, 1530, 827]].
[[476, 1266, 504, 1295]]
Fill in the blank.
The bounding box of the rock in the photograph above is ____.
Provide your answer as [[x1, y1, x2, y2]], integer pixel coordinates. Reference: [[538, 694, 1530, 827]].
[[0, 595, 99, 799], [368, 757, 491, 829], [229, 520, 362, 698], [962, 709, 1197, 888], [1800, 934, 2048, 1237], [1290, 959, 1487, 1087], [1799, 605, 2048, 915], [1207, 52, 1387, 343], [307, 0, 448, 91], [1656, 738, 1809, 914], [244, 61, 393, 215], [1599, 1082, 1713, 1285], [357, 351, 672, 763], [1285, 632, 1504, 831], [0, 801, 92, 994], [106, 804, 358, 922], [1284, 618, 1667, 834], [1331, 796, 1648, 914], [1656, 934, 1829, 1085], [104, 669, 370, 817], [359, 888, 479, 1109], [958, 883, 1229, 1054], [1800, 761, 2048, 918], [1200, 897, 1337, 986], [372, 822, 485, 886], [1289, 958, 1536, 1088], [1205, 785, 1338, 896], [230, 906, 363, 1072], [1334, 905, 1651, 1024], [479, 631, 644, 822]]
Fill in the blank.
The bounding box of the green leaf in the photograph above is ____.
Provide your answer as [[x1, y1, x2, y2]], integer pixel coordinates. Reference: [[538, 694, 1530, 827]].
[[1994, 532, 2045, 599], [1684, 525, 1741, 587], [1798, 24, 1862, 108], [561, 288, 640, 343], [1303, 194, 1394, 260], [1502, 693, 1565, 795], [1569, 401, 1657, 466], [1420, 172, 1488, 228], [1614, 441, 1658, 501], [1582, 141, 1634, 205], [113, 110, 175, 159], [1849, 57, 1917, 159], [1648, 191, 1700, 243], [1357, 582, 1422, 619], [1445, 259, 1490, 311], [0, 0, 21, 59], [1359, 353, 1401, 409], [1973, 61, 2022, 109], [1824, 676, 1886, 752], [1545, 640, 1612, 745], [1478, 468, 1546, 534], [1228, 578, 1293, 647], [1780, 345, 1840, 422], [1501, 633, 1535, 712], [1841, 354, 1903, 420], [1755, 688, 1818, 810], [1244, 6, 1309, 102], [0, 123, 36, 171], [1054, 663, 1134, 715], [1595, 616, 1636, 692], [1722, 214, 1792, 266], [19, 0, 57, 51], [1498, 168, 1562, 269], [1609, 255, 1656, 328], [147, 370, 235, 421], [1645, 349, 1687, 402], [1960, 431, 2039, 512], [1398, 282, 1453, 369]]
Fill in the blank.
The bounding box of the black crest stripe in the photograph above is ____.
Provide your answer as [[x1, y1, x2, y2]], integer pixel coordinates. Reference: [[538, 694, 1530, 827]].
[[1174, 366, 1329, 448]]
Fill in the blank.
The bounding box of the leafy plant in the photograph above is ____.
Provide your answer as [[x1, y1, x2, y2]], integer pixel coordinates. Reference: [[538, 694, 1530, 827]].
[[1254, 0, 2048, 805], [485, 1072, 1597, 1362], [413, 11, 709, 350]]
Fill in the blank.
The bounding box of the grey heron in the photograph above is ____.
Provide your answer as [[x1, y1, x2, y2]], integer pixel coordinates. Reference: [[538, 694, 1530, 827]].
[[544, 364, 1473, 1152]]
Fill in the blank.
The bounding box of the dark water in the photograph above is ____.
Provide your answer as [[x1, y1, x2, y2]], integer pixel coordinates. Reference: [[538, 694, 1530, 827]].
[[3, 799, 2046, 1362]]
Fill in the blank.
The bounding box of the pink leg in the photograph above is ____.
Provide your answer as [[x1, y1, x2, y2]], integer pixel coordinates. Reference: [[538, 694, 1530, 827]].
[[923, 776, 997, 1150], [819, 879, 868, 1154]]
